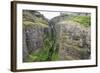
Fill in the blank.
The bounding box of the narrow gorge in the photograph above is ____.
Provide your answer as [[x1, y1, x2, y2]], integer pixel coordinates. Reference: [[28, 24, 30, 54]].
[[23, 10, 91, 62]]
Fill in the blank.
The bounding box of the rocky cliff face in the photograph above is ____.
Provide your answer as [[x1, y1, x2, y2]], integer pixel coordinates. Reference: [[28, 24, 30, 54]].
[[50, 14, 91, 60], [23, 10, 48, 61], [23, 10, 91, 62]]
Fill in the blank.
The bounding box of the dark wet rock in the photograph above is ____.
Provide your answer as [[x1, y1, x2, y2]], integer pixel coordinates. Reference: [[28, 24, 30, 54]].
[[25, 26, 44, 53]]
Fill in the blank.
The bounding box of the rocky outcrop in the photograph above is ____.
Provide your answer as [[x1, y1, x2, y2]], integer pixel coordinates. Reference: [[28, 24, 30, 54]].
[[23, 10, 48, 61], [23, 10, 91, 62], [50, 15, 91, 60]]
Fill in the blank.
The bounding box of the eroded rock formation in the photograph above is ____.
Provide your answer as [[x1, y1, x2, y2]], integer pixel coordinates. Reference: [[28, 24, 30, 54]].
[[23, 10, 91, 62]]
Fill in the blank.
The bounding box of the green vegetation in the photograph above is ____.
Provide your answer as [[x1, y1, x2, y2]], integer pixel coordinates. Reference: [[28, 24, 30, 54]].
[[26, 30, 59, 62], [23, 21, 48, 28], [58, 14, 91, 27], [72, 15, 91, 27], [23, 11, 48, 27], [23, 10, 91, 62]]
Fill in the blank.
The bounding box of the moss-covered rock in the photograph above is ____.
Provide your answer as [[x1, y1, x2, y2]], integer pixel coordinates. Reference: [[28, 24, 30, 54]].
[[23, 10, 91, 62], [50, 14, 91, 60], [23, 10, 48, 62]]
